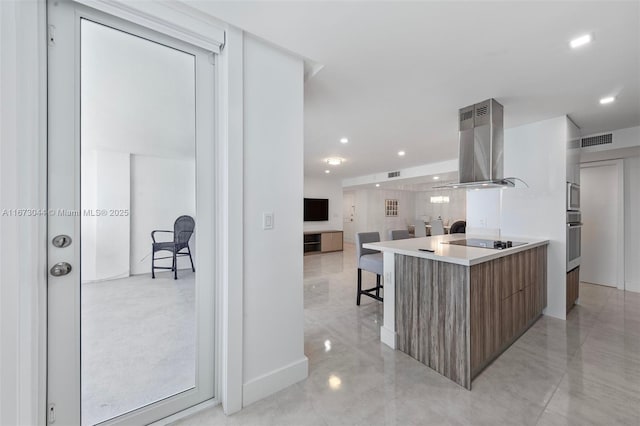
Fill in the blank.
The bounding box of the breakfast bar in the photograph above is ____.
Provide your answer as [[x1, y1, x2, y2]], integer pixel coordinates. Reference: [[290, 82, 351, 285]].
[[364, 234, 548, 389]]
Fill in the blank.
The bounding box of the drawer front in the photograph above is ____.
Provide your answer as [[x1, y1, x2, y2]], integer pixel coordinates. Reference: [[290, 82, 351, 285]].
[[501, 290, 525, 343]]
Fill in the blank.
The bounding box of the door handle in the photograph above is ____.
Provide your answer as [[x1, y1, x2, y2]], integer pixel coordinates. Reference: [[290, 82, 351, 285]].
[[50, 262, 72, 277]]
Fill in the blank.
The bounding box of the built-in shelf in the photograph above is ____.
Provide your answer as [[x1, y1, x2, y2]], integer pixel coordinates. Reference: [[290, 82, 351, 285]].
[[303, 230, 343, 255]]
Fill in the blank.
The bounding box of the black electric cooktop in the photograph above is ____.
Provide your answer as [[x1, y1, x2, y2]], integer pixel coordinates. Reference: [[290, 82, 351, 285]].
[[444, 238, 527, 250]]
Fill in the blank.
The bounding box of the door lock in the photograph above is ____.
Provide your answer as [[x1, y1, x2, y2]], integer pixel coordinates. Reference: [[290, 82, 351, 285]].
[[50, 262, 72, 277], [52, 234, 72, 248]]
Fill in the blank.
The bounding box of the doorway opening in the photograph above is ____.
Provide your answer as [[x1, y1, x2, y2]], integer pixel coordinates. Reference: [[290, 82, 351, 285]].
[[47, 2, 217, 423], [580, 160, 624, 288]]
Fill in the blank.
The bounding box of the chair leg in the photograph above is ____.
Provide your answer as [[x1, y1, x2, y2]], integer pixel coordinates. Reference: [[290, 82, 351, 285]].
[[357, 268, 362, 306], [376, 274, 381, 297], [151, 251, 155, 279], [173, 251, 177, 280], [188, 247, 195, 272]]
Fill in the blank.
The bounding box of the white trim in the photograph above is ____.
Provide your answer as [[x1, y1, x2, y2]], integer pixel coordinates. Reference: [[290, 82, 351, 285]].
[[580, 159, 625, 290], [215, 25, 244, 415], [380, 326, 398, 349], [241, 358, 309, 407], [0, 1, 48, 425], [626, 281, 640, 293], [74, 0, 225, 53], [380, 251, 397, 349], [147, 398, 220, 426]]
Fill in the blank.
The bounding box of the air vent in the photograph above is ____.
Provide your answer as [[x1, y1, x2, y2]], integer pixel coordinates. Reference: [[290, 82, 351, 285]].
[[460, 110, 473, 122], [581, 133, 613, 148], [475, 105, 488, 116], [388, 171, 400, 178]]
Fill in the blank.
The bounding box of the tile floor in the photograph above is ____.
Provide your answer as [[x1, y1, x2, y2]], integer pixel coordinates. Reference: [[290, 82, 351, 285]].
[[175, 244, 640, 425], [82, 271, 196, 425]]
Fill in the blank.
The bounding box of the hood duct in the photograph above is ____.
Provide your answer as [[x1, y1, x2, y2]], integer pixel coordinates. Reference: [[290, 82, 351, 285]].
[[437, 98, 521, 189]]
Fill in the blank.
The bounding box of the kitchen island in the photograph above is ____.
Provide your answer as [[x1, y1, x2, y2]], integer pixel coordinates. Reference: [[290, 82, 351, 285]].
[[364, 234, 548, 389]]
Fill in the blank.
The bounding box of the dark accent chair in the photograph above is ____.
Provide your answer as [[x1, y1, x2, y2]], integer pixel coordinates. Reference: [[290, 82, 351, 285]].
[[151, 215, 195, 280], [389, 229, 411, 240], [355, 232, 384, 305], [450, 220, 466, 234]]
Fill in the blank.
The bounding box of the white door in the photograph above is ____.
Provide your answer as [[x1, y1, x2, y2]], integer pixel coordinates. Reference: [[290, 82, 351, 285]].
[[47, 1, 216, 424], [580, 162, 621, 287], [343, 191, 355, 243]]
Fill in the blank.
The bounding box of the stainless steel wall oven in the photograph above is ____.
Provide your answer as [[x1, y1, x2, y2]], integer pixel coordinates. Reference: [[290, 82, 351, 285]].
[[567, 210, 582, 272]]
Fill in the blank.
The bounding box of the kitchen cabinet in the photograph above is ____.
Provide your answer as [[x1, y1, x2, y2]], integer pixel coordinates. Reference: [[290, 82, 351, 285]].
[[475, 245, 547, 376], [501, 251, 526, 299], [567, 266, 580, 313], [303, 230, 343, 255], [501, 290, 525, 343], [321, 231, 343, 253], [394, 242, 548, 388]]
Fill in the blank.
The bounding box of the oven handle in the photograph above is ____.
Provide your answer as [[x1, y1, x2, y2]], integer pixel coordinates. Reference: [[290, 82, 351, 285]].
[[567, 223, 583, 228]]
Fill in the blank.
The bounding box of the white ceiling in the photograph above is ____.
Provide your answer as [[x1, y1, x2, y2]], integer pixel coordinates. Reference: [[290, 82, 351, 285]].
[[188, 1, 640, 179]]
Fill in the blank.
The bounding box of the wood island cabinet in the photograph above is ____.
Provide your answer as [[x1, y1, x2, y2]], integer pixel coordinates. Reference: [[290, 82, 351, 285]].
[[470, 246, 547, 376], [395, 244, 548, 389]]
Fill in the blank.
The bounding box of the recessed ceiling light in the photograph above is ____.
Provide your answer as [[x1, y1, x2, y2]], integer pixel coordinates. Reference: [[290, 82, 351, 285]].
[[325, 169, 330, 174], [599, 96, 615, 105], [339, 137, 349, 144], [482, 183, 489, 186], [375, 184, 380, 187], [325, 157, 344, 166], [570, 34, 592, 49], [433, 176, 440, 180], [453, 185, 458, 189], [398, 151, 405, 156]]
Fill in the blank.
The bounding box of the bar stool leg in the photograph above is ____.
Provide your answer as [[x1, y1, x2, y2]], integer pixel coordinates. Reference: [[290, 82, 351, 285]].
[[357, 268, 362, 306]]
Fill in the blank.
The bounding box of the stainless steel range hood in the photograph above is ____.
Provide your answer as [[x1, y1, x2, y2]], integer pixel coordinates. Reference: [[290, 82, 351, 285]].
[[437, 98, 520, 189]]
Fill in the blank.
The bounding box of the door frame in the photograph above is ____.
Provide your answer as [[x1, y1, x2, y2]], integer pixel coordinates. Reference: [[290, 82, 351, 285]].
[[580, 159, 625, 290], [0, 0, 243, 423]]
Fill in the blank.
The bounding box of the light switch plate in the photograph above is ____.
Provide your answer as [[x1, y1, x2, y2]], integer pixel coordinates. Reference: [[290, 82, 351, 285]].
[[263, 212, 274, 230]]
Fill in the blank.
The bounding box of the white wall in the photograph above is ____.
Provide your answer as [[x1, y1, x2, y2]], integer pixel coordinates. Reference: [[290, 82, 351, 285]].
[[467, 116, 569, 319], [466, 188, 502, 236], [342, 159, 458, 187], [624, 156, 640, 292], [81, 150, 131, 282], [81, 18, 195, 158], [303, 176, 343, 232], [241, 34, 307, 406], [130, 155, 196, 275], [350, 188, 415, 241], [414, 188, 466, 226]]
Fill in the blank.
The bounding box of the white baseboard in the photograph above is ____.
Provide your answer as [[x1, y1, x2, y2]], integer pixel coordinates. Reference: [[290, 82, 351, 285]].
[[625, 281, 640, 293], [242, 357, 308, 407], [380, 326, 397, 349]]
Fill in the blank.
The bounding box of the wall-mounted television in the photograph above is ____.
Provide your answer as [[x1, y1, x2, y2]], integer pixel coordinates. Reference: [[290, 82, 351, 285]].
[[304, 198, 329, 221]]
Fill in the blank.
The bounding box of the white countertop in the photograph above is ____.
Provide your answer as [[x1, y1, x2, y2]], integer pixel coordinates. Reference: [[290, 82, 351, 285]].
[[363, 234, 549, 266]]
